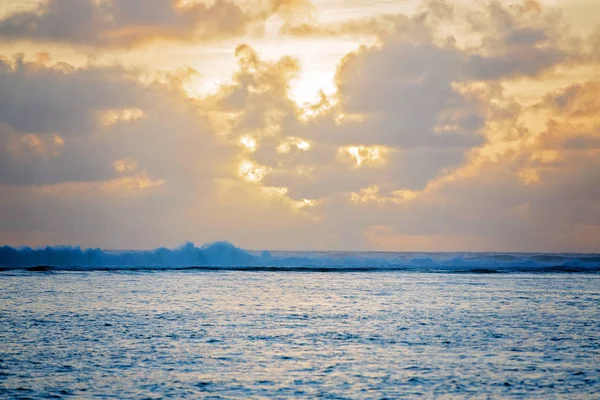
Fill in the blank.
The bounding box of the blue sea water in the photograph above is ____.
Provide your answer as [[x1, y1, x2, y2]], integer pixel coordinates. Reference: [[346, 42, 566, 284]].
[[1, 243, 599, 398]]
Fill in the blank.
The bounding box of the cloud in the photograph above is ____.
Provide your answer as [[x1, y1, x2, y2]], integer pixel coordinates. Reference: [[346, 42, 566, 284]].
[[340, 77, 600, 252], [194, 32, 489, 223], [329, 40, 485, 148], [202, 0, 600, 251], [0, 50, 332, 250], [0, 54, 230, 187], [0, 53, 253, 248], [285, 0, 584, 80], [544, 78, 600, 117], [0, 54, 146, 136], [0, 0, 309, 47], [1, 0, 599, 251]]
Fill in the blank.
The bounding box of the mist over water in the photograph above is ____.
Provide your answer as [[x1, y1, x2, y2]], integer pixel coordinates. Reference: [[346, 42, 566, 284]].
[[1, 241, 600, 273]]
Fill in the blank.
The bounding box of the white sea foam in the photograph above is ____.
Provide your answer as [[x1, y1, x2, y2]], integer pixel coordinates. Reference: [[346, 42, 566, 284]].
[[1, 241, 599, 273]]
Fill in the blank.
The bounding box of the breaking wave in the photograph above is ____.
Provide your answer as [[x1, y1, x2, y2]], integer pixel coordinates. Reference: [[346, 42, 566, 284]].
[[1, 241, 599, 273]]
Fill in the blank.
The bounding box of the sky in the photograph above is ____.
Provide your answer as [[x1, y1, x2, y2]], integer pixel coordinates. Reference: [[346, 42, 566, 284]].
[[0, 0, 599, 252]]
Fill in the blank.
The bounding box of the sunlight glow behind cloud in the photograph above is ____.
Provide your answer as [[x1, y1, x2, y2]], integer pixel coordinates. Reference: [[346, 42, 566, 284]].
[[339, 146, 387, 167], [0, 0, 599, 251], [239, 160, 270, 182]]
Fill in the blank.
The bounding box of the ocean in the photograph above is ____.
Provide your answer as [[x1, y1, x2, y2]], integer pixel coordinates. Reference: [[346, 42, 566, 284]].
[[1, 243, 599, 398]]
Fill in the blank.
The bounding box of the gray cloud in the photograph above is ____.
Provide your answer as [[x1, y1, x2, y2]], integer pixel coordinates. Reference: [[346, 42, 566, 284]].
[[1, 0, 599, 251], [0, 0, 303, 47], [285, 0, 581, 81], [0, 54, 234, 187], [0, 54, 146, 135]]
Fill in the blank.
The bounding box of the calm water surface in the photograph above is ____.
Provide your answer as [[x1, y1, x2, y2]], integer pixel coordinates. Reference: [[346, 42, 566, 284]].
[[1, 272, 599, 398]]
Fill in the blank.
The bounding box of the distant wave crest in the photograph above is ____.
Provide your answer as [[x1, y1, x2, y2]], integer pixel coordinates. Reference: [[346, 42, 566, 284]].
[[1, 242, 599, 273]]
